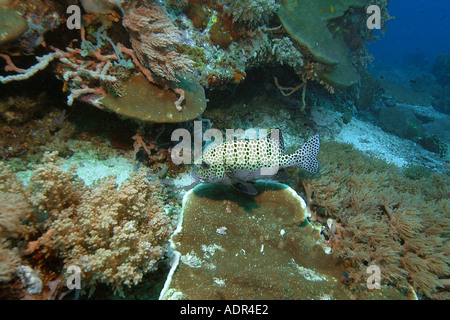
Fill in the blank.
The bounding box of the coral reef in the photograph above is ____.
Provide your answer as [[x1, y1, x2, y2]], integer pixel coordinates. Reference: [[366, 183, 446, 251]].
[[0, 0, 62, 53], [0, 161, 33, 237], [0, 161, 34, 288], [0, 152, 173, 297], [0, 1, 202, 122], [2, 0, 447, 303], [0, 0, 384, 121], [297, 141, 450, 299], [417, 135, 448, 158], [376, 103, 450, 157], [277, 0, 365, 88], [432, 84, 450, 115], [80, 0, 125, 14]]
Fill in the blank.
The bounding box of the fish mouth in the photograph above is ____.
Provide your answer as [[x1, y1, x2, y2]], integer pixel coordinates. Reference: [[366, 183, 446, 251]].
[[189, 168, 204, 183]]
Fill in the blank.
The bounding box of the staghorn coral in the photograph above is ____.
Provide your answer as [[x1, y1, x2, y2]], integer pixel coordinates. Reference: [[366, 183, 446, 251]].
[[27, 152, 172, 295], [297, 141, 450, 299]]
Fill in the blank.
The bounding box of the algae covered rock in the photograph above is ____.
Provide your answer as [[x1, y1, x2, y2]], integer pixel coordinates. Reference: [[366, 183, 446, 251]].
[[278, 0, 364, 88], [0, 9, 28, 45], [160, 181, 409, 300], [99, 73, 207, 123]]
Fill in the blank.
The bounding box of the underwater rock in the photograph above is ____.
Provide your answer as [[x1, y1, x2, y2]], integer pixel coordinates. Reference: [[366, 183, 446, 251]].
[[160, 181, 409, 300], [16, 265, 42, 295], [278, 0, 364, 88], [378, 105, 424, 140], [431, 53, 450, 86], [99, 73, 207, 123], [0, 9, 28, 45], [356, 70, 382, 110], [378, 80, 433, 106], [80, 0, 124, 13]]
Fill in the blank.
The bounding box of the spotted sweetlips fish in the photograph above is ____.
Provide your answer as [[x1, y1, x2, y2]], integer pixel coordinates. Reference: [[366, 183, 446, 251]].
[[190, 129, 320, 195]]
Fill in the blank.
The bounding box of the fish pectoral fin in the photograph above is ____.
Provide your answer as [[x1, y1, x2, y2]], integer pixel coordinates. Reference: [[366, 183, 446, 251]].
[[232, 181, 258, 196], [227, 175, 258, 196]]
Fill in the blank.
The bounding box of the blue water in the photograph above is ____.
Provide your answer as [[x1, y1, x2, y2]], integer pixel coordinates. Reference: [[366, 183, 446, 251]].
[[367, 0, 450, 66]]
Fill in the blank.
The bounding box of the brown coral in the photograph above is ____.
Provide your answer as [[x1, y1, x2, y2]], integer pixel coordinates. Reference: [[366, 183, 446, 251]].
[[297, 141, 450, 299], [0, 152, 172, 296], [26, 153, 172, 295], [0, 162, 33, 238], [50, 172, 172, 294], [0, 240, 20, 283], [122, 4, 194, 82]]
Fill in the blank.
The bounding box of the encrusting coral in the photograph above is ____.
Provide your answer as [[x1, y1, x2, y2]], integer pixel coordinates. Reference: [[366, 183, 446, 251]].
[[0, 152, 173, 297], [297, 141, 450, 299]]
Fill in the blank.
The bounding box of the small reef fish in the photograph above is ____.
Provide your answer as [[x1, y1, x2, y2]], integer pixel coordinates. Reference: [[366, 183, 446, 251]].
[[330, 3, 336, 14], [190, 129, 320, 195]]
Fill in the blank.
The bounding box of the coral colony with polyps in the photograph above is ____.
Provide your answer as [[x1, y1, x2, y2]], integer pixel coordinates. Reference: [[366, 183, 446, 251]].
[[0, 0, 449, 300]]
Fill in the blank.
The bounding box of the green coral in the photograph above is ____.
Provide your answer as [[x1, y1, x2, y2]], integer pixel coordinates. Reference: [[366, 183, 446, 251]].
[[278, 0, 365, 88], [401, 164, 433, 181], [178, 43, 207, 70]]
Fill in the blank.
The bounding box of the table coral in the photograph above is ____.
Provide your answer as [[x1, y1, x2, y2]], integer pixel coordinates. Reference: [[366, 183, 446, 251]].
[[99, 73, 207, 122], [278, 0, 365, 88], [161, 181, 409, 300], [0, 8, 28, 45]]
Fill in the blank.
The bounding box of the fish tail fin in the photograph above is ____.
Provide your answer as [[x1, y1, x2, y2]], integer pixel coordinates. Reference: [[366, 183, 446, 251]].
[[291, 134, 320, 173]]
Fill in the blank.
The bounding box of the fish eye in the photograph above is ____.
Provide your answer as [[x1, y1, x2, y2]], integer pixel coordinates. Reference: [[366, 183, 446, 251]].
[[201, 162, 210, 169]]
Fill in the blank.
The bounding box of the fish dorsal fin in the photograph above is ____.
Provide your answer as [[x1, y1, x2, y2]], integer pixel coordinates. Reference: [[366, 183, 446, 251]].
[[266, 128, 285, 153]]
